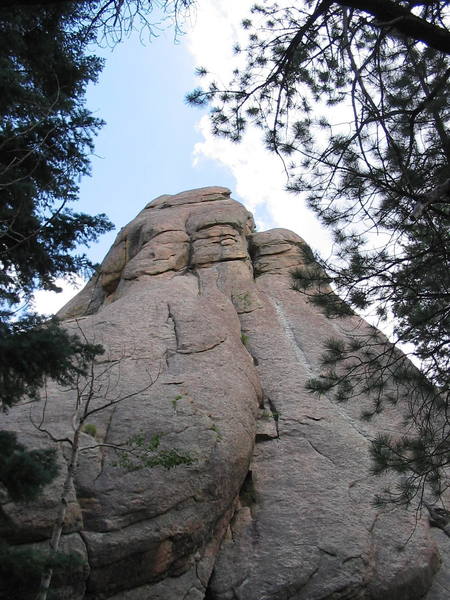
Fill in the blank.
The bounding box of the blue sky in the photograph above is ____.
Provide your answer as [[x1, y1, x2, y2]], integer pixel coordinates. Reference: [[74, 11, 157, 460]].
[[34, 1, 331, 313], [76, 25, 235, 263]]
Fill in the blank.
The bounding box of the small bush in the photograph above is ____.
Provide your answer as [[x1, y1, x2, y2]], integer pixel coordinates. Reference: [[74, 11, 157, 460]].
[[82, 424, 97, 438]]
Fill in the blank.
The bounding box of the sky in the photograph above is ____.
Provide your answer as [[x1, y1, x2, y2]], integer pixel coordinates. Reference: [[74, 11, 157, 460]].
[[34, 0, 332, 314]]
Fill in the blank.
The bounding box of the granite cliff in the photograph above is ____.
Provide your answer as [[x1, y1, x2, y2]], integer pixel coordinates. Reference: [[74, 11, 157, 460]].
[[1, 187, 448, 599]]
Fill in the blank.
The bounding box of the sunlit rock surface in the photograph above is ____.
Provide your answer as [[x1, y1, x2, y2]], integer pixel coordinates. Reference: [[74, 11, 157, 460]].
[[2, 187, 447, 599]]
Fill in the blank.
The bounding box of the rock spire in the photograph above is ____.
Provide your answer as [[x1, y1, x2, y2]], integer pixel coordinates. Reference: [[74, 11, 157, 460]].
[[2, 187, 447, 599]]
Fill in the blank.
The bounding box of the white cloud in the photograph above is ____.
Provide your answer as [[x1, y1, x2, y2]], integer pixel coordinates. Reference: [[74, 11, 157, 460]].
[[193, 115, 333, 255], [32, 276, 85, 316], [186, 1, 333, 257], [186, 1, 253, 81]]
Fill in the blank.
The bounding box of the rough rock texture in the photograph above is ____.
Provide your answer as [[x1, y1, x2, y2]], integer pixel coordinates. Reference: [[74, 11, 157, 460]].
[[2, 187, 447, 599]]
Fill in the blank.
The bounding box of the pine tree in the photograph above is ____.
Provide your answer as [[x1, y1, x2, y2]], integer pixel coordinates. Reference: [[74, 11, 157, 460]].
[[188, 1, 449, 507], [1, 0, 194, 44], [0, 1, 111, 499], [0, 0, 197, 482]]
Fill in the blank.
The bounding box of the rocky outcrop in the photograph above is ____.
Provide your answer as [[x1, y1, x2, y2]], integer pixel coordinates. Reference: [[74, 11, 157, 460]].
[[1, 187, 447, 599]]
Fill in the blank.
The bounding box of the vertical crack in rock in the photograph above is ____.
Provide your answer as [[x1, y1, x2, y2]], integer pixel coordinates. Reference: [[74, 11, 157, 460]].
[[273, 292, 375, 443], [192, 267, 202, 296], [270, 279, 374, 443], [163, 348, 171, 369], [236, 363, 262, 407], [255, 390, 279, 442], [265, 395, 280, 438], [272, 298, 313, 376], [167, 305, 179, 351], [238, 470, 257, 510], [187, 230, 196, 272]]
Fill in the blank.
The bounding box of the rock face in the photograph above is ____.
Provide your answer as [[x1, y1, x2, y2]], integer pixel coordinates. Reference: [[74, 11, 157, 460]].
[[2, 187, 447, 599]]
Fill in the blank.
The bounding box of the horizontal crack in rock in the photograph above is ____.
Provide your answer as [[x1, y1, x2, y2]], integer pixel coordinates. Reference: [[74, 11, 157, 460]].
[[178, 338, 226, 355]]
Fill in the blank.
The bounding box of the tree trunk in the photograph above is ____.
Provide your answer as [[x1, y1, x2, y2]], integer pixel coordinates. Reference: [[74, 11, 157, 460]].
[[35, 426, 81, 600]]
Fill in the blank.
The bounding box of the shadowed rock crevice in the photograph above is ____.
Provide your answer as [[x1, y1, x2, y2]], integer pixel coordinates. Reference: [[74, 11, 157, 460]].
[[264, 395, 280, 438], [238, 471, 257, 509], [3, 187, 447, 599]]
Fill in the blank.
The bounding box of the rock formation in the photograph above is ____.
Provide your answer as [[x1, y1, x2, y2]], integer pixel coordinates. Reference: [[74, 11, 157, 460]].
[[1, 187, 448, 599]]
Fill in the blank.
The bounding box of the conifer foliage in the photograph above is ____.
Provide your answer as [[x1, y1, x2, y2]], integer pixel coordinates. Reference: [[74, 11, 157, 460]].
[[0, 2, 111, 497], [0, 3, 195, 597], [188, 1, 449, 506]]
